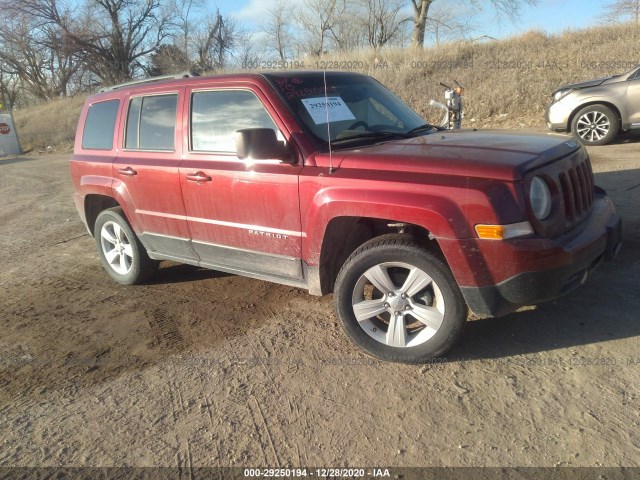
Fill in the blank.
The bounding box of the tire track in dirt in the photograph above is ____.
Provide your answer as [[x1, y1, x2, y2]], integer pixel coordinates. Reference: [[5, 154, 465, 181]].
[[3, 151, 640, 467], [251, 396, 281, 466], [148, 308, 186, 351]]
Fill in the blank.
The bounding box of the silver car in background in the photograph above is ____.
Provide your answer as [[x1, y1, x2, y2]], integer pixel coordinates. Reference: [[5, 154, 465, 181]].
[[546, 65, 640, 146]]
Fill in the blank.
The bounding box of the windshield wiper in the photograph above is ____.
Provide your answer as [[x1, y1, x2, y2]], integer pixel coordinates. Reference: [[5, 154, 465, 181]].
[[332, 131, 410, 144], [406, 123, 439, 134]]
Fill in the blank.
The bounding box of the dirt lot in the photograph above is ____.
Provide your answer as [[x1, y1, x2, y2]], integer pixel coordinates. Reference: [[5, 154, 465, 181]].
[[1, 131, 639, 470]]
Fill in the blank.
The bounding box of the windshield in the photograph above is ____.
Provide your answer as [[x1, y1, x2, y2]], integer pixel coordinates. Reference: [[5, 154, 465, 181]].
[[265, 72, 430, 145]]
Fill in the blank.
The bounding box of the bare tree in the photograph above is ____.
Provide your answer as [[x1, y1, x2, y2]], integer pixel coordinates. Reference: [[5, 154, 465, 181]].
[[0, 60, 22, 108], [329, 0, 370, 50], [170, 0, 205, 56], [411, 0, 435, 47], [357, 0, 409, 49], [600, 0, 640, 25], [0, 12, 82, 100], [193, 10, 241, 71], [410, 0, 538, 48], [296, 0, 341, 55], [291, 0, 407, 52], [263, 0, 293, 61], [3, 0, 173, 83], [425, 2, 476, 45]]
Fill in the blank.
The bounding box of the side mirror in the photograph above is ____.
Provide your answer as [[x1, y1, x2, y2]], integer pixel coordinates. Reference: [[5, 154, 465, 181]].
[[235, 128, 294, 163]]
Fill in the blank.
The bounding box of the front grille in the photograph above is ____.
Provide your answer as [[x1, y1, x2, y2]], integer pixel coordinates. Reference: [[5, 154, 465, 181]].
[[557, 156, 594, 223], [530, 150, 596, 239]]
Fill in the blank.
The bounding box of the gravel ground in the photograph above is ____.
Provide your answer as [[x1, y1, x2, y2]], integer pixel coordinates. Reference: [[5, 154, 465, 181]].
[[0, 130, 639, 469]]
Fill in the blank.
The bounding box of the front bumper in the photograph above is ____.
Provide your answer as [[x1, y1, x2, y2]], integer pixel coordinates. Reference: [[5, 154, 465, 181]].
[[545, 103, 569, 132], [455, 194, 621, 318]]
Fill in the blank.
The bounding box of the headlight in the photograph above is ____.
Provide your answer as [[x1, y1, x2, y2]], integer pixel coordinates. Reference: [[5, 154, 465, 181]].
[[529, 176, 552, 220], [553, 89, 571, 102]]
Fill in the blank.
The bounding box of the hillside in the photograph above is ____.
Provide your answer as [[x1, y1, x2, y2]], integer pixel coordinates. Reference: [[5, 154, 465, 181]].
[[11, 22, 640, 153]]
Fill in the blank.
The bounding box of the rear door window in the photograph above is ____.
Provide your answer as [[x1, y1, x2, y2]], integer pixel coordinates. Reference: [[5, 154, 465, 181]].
[[125, 94, 178, 151], [82, 99, 120, 150]]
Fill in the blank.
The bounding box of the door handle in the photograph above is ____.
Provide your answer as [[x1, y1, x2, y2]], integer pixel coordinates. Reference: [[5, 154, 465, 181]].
[[117, 167, 137, 176], [186, 172, 212, 183]]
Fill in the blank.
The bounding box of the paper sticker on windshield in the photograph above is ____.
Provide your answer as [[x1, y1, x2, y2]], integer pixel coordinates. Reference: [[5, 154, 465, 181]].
[[301, 97, 356, 125]]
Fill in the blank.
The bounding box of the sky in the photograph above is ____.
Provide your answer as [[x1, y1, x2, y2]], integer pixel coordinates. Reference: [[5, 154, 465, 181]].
[[213, 0, 610, 41]]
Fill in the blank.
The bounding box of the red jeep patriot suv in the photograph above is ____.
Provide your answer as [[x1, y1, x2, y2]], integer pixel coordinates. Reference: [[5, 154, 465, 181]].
[[70, 71, 622, 363]]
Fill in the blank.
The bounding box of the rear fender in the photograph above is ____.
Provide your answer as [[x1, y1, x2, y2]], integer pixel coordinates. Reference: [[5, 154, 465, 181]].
[[110, 178, 140, 232]]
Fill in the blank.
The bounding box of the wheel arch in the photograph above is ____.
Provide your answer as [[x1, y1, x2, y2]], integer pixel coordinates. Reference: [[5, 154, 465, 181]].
[[315, 216, 445, 295], [567, 101, 622, 134], [84, 194, 121, 236]]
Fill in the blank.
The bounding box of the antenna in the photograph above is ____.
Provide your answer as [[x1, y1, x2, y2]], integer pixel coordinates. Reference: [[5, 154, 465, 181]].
[[323, 70, 334, 174]]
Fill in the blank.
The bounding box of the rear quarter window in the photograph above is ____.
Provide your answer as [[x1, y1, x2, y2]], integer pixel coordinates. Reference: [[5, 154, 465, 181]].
[[82, 99, 120, 150]]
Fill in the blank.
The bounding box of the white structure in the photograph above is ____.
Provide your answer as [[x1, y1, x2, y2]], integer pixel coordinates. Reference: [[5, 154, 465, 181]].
[[0, 111, 22, 156]]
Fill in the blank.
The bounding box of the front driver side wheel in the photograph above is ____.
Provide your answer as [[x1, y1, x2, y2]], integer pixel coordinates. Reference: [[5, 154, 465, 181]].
[[334, 235, 467, 363]]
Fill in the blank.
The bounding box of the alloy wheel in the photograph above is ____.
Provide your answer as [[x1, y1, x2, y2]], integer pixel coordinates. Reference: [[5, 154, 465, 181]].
[[576, 111, 610, 143], [350, 262, 445, 348], [100, 221, 134, 275]]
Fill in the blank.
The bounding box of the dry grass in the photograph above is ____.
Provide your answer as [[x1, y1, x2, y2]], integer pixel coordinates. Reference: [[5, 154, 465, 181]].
[[12, 95, 87, 153], [306, 23, 640, 129], [10, 22, 640, 151]]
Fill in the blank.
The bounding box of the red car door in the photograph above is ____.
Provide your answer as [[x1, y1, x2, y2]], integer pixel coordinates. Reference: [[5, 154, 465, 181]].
[[179, 85, 304, 282], [113, 87, 197, 260]]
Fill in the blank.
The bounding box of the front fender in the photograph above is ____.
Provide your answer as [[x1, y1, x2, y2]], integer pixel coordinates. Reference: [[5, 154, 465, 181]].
[[567, 92, 628, 124], [302, 187, 478, 265]]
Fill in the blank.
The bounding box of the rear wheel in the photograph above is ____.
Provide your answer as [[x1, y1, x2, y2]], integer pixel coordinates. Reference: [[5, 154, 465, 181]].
[[571, 105, 619, 146], [334, 235, 467, 363], [94, 207, 158, 285]]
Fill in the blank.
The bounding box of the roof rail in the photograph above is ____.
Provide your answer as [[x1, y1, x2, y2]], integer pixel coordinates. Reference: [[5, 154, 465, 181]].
[[98, 71, 200, 93]]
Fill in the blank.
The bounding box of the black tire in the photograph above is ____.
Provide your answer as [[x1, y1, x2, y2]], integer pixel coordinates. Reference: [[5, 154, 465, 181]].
[[571, 105, 619, 146], [94, 207, 158, 285], [334, 234, 467, 363]]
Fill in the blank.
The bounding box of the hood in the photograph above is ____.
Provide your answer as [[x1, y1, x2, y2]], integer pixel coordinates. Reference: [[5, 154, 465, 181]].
[[551, 66, 640, 94], [553, 77, 610, 94], [322, 130, 582, 181]]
